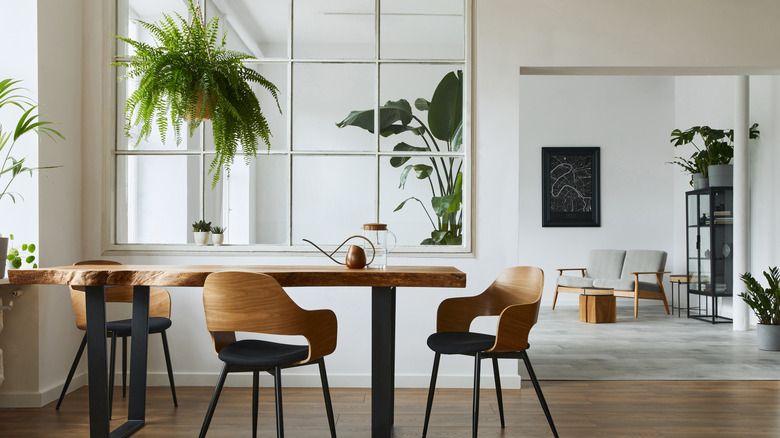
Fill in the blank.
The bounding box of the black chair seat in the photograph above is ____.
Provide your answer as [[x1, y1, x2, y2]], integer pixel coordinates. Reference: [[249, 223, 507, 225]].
[[427, 332, 495, 355], [107, 317, 172, 335], [218, 340, 309, 368]]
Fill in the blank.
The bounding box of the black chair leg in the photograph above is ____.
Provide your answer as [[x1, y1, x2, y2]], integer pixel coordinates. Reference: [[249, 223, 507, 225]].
[[318, 359, 337, 438], [521, 351, 558, 438], [472, 352, 481, 438], [273, 366, 284, 438], [161, 331, 178, 406], [122, 336, 127, 397], [422, 353, 441, 438], [56, 333, 87, 410], [199, 363, 230, 438], [108, 331, 117, 419], [252, 371, 260, 438], [491, 357, 505, 428]]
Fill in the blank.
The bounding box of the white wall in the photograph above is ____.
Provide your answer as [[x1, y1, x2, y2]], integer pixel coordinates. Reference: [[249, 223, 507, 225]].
[[0, 0, 42, 406], [3, 0, 779, 403], [36, 0, 84, 401], [518, 75, 675, 307]]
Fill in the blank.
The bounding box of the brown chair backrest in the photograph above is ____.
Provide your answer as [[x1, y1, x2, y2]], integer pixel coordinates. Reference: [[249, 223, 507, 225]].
[[69, 260, 171, 330], [436, 266, 544, 352], [202, 271, 337, 364]]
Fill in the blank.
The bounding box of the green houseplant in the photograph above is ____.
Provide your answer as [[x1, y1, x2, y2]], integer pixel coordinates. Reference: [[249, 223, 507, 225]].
[[1, 78, 63, 277], [336, 71, 463, 245], [740, 267, 780, 350], [192, 219, 211, 246], [113, 0, 280, 187], [210, 225, 225, 246], [669, 123, 759, 186]]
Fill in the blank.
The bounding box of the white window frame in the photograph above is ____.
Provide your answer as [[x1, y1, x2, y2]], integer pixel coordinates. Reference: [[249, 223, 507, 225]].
[[107, 0, 473, 255]]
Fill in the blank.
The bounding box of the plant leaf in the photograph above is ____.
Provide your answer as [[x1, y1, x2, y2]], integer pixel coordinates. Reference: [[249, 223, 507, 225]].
[[428, 71, 463, 143]]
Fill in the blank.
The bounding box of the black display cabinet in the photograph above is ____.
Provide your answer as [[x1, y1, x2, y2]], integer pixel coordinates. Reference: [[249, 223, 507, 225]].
[[686, 186, 733, 323]]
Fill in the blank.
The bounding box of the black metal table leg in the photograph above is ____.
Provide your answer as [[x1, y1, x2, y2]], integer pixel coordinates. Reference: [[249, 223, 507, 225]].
[[84, 286, 110, 437], [126, 286, 150, 430], [372, 286, 396, 438]]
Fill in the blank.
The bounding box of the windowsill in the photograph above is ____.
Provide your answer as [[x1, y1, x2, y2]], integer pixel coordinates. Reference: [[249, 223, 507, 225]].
[[104, 243, 473, 257]]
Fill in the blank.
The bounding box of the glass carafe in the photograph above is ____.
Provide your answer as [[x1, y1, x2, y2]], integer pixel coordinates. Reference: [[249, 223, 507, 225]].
[[363, 223, 397, 268]]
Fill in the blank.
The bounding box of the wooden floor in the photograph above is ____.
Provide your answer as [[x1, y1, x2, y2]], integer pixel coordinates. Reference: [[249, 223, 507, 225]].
[[1, 381, 779, 437]]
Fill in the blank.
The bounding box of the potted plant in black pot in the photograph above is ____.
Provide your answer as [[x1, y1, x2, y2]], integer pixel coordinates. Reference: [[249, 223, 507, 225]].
[[740, 267, 780, 351], [113, 0, 280, 187]]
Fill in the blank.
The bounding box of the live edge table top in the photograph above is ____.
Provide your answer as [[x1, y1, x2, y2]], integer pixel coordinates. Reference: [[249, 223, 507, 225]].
[[7, 264, 467, 289]]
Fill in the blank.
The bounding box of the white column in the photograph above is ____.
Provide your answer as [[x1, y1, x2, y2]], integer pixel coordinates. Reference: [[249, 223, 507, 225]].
[[733, 76, 750, 331]]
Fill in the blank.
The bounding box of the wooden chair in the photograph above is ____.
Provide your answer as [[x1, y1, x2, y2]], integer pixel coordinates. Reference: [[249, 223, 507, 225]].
[[199, 271, 338, 438], [56, 260, 178, 415], [422, 266, 558, 438]]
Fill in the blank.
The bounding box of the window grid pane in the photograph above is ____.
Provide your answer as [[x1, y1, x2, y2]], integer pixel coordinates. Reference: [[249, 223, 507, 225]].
[[113, 0, 469, 251]]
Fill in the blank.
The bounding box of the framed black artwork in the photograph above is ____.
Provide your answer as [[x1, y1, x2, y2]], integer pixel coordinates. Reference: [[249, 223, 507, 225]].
[[541, 147, 600, 227]]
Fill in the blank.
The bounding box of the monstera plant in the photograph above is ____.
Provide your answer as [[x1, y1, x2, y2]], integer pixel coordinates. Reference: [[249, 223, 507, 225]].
[[113, 0, 280, 187], [337, 71, 463, 245]]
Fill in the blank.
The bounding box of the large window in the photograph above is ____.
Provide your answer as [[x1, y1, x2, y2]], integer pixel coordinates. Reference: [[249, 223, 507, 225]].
[[113, 0, 470, 252]]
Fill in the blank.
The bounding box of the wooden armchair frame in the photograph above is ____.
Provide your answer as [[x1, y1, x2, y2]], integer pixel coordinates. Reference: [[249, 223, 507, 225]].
[[200, 271, 337, 438], [423, 266, 558, 438], [553, 267, 671, 317]]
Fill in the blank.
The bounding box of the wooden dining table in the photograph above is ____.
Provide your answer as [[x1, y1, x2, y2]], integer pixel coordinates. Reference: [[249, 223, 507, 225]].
[[9, 264, 466, 438]]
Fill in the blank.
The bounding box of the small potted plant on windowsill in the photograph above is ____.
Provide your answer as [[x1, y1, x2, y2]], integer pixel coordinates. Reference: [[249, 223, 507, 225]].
[[210, 226, 225, 246], [192, 220, 211, 246], [740, 266, 780, 351], [113, 0, 280, 187]]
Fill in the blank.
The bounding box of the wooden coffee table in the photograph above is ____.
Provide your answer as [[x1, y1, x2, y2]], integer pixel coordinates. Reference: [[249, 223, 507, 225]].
[[579, 287, 616, 323]]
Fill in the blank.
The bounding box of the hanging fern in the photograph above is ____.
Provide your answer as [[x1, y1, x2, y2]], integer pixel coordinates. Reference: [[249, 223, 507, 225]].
[[113, 0, 280, 187]]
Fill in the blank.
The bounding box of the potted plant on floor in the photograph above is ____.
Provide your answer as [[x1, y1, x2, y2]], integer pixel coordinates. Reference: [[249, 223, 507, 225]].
[[669, 123, 759, 188], [740, 267, 780, 351], [113, 0, 280, 187], [0, 78, 64, 277]]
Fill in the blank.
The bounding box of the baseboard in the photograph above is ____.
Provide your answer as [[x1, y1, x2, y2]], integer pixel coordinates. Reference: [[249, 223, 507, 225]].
[[0, 373, 88, 408], [0, 371, 520, 408]]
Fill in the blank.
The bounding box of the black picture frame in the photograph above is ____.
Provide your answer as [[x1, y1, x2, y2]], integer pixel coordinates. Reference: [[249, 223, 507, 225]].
[[541, 147, 600, 227]]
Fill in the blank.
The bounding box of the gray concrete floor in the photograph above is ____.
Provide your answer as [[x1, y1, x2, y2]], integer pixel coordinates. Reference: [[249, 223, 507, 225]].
[[528, 300, 780, 380]]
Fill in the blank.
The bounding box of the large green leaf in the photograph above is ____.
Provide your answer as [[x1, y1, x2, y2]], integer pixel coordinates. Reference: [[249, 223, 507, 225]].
[[399, 164, 433, 189], [390, 142, 429, 168], [336, 99, 415, 136], [428, 71, 463, 143]]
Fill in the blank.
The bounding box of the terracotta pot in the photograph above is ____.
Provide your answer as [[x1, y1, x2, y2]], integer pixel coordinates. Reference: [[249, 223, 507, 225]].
[[186, 89, 217, 121]]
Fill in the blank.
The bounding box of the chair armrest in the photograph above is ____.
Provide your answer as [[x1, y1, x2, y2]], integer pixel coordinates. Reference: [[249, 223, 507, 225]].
[[488, 302, 539, 352], [437, 294, 488, 333], [556, 268, 586, 277], [300, 308, 338, 363]]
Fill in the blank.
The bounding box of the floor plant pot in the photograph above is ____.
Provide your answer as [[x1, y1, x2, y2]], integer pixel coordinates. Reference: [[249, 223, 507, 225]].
[[692, 173, 709, 190], [708, 164, 733, 187], [194, 231, 210, 246], [757, 324, 780, 351], [0, 237, 7, 278]]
